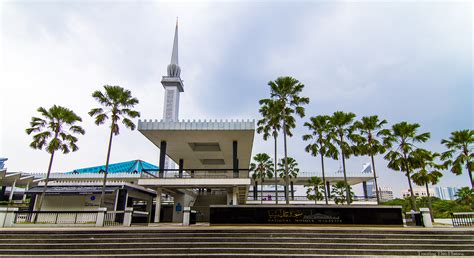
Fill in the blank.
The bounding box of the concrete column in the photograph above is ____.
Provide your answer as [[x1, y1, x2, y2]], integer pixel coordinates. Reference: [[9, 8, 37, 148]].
[[154, 188, 162, 223], [178, 159, 184, 178], [22, 182, 30, 202], [8, 178, 17, 201], [159, 141, 167, 178], [182, 207, 190, 226], [0, 207, 19, 227], [362, 181, 368, 199], [232, 187, 238, 205], [95, 207, 107, 227], [123, 207, 133, 227], [233, 141, 238, 178], [227, 189, 233, 205]]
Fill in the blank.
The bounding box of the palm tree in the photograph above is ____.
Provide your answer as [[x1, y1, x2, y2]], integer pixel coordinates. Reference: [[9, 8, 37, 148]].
[[352, 115, 391, 204], [257, 99, 283, 204], [250, 153, 274, 203], [384, 122, 430, 210], [329, 111, 356, 205], [441, 130, 474, 189], [267, 76, 310, 204], [89, 85, 140, 207], [303, 115, 338, 204], [278, 157, 299, 200], [305, 176, 324, 204], [331, 181, 353, 205], [26, 105, 85, 211], [411, 149, 444, 222], [455, 187, 474, 208]]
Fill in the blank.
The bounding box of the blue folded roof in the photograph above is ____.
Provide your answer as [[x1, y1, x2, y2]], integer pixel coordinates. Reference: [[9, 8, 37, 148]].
[[68, 160, 158, 174]]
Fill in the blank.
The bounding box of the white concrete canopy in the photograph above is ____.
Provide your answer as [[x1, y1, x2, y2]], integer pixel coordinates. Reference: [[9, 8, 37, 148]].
[[138, 119, 255, 171]]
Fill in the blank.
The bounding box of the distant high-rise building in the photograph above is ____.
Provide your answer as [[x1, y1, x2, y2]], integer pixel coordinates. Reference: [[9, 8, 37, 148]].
[[434, 186, 458, 200]]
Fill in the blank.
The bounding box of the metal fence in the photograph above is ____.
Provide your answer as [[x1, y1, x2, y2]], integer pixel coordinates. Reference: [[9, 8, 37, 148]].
[[104, 210, 124, 226], [451, 212, 474, 227], [14, 211, 98, 225]]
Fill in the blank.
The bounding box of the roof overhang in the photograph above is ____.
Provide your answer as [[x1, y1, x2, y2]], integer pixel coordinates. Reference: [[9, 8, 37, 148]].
[[138, 119, 255, 171]]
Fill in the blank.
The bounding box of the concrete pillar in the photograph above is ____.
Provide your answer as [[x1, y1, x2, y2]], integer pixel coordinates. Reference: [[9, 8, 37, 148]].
[[172, 192, 185, 223], [22, 182, 29, 202], [159, 141, 167, 178], [178, 159, 184, 178], [362, 181, 368, 199], [227, 189, 233, 205], [420, 208, 433, 227], [233, 141, 238, 178], [182, 207, 191, 226], [95, 207, 107, 227], [232, 187, 238, 205], [8, 178, 17, 201], [123, 207, 133, 227], [154, 188, 162, 223], [0, 207, 19, 227]]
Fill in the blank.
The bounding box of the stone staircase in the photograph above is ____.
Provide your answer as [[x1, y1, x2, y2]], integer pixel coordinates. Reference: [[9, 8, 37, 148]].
[[0, 227, 473, 256]]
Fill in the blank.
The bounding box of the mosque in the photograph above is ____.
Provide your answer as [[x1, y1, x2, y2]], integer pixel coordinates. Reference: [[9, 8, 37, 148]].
[[1, 22, 375, 225]]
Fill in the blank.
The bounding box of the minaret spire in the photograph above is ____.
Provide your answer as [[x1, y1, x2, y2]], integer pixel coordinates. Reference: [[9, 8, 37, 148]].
[[170, 17, 179, 65], [167, 17, 181, 78]]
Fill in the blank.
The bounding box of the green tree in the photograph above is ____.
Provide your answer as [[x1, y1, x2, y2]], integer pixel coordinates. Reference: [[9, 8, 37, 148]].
[[257, 99, 284, 204], [329, 111, 356, 205], [331, 181, 354, 205], [278, 157, 299, 200], [267, 76, 309, 204], [411, 149, 444, 222], [250, 153, 274, 203], [305, 176, 324, 204], [352, 115, 390, 204], [89, 85, 140, 207], [303, 115, 338, 204], [26, 105, 85, 211], [384, 122, 430, 210], [455, 187, 474, 208], [441, 130, 474, 189]]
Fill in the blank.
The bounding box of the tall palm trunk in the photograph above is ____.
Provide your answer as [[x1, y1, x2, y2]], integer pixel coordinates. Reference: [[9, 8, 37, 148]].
[[100, 123, 115, 207], [36, 149, 56, 212], [273, 134, 278, 204], [371, 154, 381, 204], [339, 135, 350, 205], [319, 147, 328, 205], [425, 183, 434, 222], [282, 118, 290, 204], [261, 179, 264, 204], [404, 152, 417, 210]]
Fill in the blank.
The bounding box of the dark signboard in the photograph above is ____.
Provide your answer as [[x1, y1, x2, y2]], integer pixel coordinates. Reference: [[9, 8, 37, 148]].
[[209, 205, 403, 226]]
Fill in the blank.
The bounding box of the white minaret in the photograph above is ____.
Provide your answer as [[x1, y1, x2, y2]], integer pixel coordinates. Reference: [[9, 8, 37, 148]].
[[162, 19, 184, 122], [161, 19, 184, 170]]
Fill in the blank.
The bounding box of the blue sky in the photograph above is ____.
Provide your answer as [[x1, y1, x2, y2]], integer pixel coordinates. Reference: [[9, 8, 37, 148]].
[[0, 0, 472, 197]]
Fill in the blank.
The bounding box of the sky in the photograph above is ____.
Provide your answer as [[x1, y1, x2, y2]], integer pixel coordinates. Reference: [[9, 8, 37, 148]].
[[0, 0, 472, 198]]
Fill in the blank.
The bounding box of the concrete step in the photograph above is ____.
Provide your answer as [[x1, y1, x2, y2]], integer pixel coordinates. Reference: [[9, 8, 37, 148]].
[[0, 242, 473, 251], [0, 247, 472, 256], [1, 236, 471, 244]]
